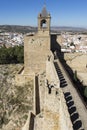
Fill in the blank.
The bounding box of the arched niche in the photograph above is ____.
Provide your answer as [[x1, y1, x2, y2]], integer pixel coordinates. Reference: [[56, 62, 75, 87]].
[[41, 19, 47, 28]]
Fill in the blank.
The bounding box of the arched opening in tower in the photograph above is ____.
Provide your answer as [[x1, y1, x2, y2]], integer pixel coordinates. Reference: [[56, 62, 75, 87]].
[[41, 19, 47, 28]]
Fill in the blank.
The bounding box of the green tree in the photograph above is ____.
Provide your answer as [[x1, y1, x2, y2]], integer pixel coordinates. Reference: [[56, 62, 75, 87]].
[[0, 46, 24, 64], [14, 46, 24, 63]]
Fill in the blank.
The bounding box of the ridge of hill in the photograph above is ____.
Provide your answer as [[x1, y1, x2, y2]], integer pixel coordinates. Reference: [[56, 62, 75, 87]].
[[0, 25, 87, 33]]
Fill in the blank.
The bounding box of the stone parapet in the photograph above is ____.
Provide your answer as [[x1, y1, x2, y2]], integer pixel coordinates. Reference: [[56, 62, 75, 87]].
[[59, 89, 73, 130], [15, 67, 35, 85], [46, 60, 60, 88]]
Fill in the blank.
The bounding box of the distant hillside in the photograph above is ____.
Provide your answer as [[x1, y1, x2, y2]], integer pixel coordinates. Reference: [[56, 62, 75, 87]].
[[51, 26, 87, 33], [0, 25, 87, 33], [0, 25, 37, 33]]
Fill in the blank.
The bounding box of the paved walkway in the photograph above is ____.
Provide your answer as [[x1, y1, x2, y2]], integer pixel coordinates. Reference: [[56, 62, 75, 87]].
[[55, 59, 87, 130]]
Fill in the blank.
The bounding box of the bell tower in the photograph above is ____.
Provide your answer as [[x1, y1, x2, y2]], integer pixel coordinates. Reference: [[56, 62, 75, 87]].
[[38, 6, 51, 36], [23, 6, 52, 74]]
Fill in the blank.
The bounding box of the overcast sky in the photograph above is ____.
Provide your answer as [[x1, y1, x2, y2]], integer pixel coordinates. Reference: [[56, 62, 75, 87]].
[[0, 0, 87, 27]]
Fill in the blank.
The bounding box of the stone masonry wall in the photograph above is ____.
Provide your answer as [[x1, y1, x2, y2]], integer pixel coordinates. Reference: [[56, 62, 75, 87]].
[[24, 34, 51, 74]]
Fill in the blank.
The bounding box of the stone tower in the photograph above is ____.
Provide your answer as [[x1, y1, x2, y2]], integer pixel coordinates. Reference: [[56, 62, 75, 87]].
[[38, 6, 51, 36], [24, 6, 52, 74]]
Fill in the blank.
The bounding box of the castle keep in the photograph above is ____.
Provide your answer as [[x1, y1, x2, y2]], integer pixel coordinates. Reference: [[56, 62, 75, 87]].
[[24, 6, 52, 74]]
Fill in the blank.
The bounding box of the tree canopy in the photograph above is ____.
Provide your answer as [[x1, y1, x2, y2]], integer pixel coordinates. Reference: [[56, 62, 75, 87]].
[[0, 46, 24, 64]]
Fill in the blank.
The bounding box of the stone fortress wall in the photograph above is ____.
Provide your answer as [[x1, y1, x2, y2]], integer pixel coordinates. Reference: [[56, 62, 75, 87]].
[[15, 55, 73, 130], [64, 52, 87, 85], [64, 52, 87, 71], [15, 6, 73, 130], [22, 59, 73, 130]]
